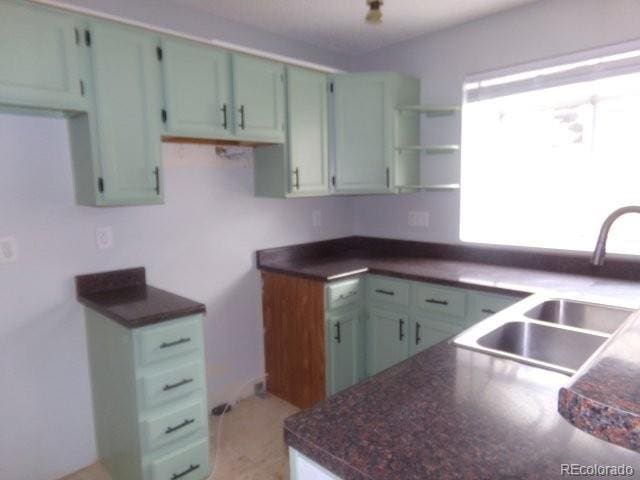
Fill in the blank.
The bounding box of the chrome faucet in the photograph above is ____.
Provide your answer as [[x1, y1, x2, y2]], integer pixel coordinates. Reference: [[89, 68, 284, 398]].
[[591, 206, 640, 266]]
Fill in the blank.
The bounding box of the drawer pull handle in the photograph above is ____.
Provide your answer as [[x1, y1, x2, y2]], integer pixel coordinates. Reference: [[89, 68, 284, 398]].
[[163, 378, 194, 391], [172, 464, 200, 480], [338, 291, 357, 300], [165, 418, 195, 435], [426, 298, 448, 306], [375, 289, 395, 296], [399, 319, 405, 341], [335, 321, 341, 343], [415, 323, 421, 345], [160, 337, 191, 349], [481, 308, 496, 315]]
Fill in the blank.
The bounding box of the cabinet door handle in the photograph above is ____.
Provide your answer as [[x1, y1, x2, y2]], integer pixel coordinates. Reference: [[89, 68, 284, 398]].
[[165, 418, 195, 435], [334, 321, 341, 343], [415, 323, 421, 345], [153, 167, 160, 195], [239, 105, 246, 129], [426, 298, 448, 306], [399, 319, 405, 341], [375, 289, 395, 296], [163, 378, 193, 391], [293, 167, 300, 189], [386, 167, 390, 188], [171, 464, 200, 480], [160, 337, 191, 349], [221, 104, 228, 129], [481, 308, 496, 315]]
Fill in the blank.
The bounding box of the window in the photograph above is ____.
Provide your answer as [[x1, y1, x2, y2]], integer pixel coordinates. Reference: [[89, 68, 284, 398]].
[[461, 46, 640, 255]]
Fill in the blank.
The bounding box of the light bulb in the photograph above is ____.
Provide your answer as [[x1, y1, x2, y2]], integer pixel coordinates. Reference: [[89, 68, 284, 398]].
[[366, 0, 383, 24]]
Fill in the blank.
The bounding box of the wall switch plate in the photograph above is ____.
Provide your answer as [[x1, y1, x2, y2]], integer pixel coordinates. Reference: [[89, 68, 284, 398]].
[[408, 211, 429, 228], [0, 236, 18, 263], [312, 210, 322, 228], [95, 226, 114, 250]]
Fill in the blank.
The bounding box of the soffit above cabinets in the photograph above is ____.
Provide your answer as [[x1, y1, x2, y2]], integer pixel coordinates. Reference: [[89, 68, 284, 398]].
[[166, 0, 539, 56]]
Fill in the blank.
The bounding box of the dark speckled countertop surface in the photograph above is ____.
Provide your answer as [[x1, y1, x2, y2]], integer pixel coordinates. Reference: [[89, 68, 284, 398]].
[[259, 237, 640, 479], [76, 267, 206, 329]]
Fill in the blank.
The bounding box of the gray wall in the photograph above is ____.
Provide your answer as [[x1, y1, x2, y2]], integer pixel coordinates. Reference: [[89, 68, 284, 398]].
[[351, 0, 640, 243]]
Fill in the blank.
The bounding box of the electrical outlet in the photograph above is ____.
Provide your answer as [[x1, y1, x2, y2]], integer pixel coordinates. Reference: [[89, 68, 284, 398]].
[[408, 211, 429, 228], [95, 226, 114, 250], [0, 236, 18, 263], [312, 210, 322, 228]]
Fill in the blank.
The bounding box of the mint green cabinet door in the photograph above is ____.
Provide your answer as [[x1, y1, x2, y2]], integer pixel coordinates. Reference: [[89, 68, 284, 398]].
[[409, 316, 462, 356], [232, 54, 285, 143], [367, 308, 409, 376], [287, 67, 329, 194], [160, 37, 232, 139], [327, 311, 359, 395], [0, 1, 85, 111], [88, 21, 163, 205], [332, 75, 392, 193]]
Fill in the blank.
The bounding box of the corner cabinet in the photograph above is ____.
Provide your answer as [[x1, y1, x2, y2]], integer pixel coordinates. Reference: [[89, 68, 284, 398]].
[[254, 67, 329, 197], [85, 311, 211, 480], [0, 0, 87, 112], [330, 73, 420, 194], [261, 271, 521, 408], [160, 37, 232, 140], [67, 19, 164, 206], [232, 54, 285, 143]]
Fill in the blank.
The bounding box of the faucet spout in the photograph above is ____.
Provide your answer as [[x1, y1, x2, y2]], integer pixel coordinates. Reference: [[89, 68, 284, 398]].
[[591, 206, 640, 266]]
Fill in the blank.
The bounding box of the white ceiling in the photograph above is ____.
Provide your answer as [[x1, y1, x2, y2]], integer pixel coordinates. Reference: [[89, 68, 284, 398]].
[[167, 0, 539, 56]]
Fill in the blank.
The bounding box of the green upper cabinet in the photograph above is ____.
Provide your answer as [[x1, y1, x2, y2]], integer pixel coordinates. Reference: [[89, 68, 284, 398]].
[[160, 37, 232, 140], [231, 53, 285, 143], [0, 0, 86, 112], [331, 73, 420, 194], [367, 307, 409, 376], [287, 67, 329, 194], [82, 20, 163, 205], [326, 310, 360, 395], [254, 66, 329, 198], [332, 74, 392, 193]]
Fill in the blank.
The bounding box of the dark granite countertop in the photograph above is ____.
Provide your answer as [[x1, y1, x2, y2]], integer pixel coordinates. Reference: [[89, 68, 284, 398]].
[[260, 237, 640, 478], [285, 341, 640, 480], [257, 237, 640, 307], [559, 310, 640, 453], [76, 267, 205, 329]]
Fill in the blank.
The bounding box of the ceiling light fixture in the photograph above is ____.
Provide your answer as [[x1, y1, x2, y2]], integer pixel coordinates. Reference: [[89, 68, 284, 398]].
[[366, 0, 383, 24]]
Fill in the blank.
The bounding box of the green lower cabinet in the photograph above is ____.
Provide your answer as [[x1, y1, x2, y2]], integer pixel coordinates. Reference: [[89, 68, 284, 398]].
[[85, 310, 210, 480], [326, 310, 360, 395], [367, 307, 410, 376], [409, 315, 463, 355], [0, 0, 87, 112]]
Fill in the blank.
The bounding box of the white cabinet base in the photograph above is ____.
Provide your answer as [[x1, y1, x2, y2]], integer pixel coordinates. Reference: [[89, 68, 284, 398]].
[[289, 448, 340, 480]]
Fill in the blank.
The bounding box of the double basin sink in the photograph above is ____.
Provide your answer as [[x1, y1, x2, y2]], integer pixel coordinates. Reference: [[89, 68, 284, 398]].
[[454, 298, 633, 374]]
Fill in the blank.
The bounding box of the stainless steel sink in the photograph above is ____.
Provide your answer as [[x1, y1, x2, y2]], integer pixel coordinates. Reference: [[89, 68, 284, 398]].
[[524, 299, 631, 334], [477, 321, 607, 372], [453, 296, 633, 375]]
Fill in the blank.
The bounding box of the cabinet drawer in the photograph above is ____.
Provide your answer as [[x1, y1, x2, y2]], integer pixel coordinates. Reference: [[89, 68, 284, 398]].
[[143, 399, 207, 452], [327, 278, 361, 310], [138, 316, 201, 366], [367, 276, 409, 307], [414, 284, 466, 317], [141, 362, 203, 409], [470, 293, 519, 322], [150, 438, 209, 480]]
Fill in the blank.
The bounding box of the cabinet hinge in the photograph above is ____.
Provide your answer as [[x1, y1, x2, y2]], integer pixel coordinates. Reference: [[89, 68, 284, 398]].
[[84, 29, 91, 47], [79, 80, 85, 96], [331, 175, 336, 187], [156, 46, 163, 61], [98, 177, 104, 193], [161, 109, 167, 123], [74, 28, 80, 45]]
